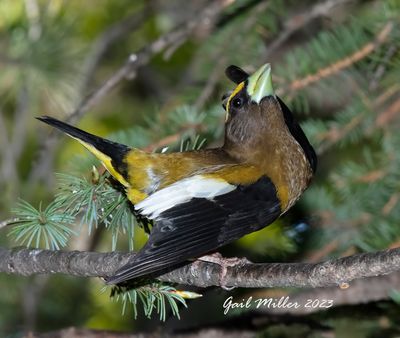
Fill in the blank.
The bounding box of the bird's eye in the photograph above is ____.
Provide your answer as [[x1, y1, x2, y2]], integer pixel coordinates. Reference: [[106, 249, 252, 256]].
[[232, 97, 243, 108]]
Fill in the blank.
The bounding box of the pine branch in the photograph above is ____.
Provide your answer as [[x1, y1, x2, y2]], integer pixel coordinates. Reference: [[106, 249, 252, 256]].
[[314, 87, 400, 155], [265, 0, 354, 58], [1, 246, 400, 289], [277, 21, 394, 96], [375, 96, 400, 128], [80, 6, 151, 92]]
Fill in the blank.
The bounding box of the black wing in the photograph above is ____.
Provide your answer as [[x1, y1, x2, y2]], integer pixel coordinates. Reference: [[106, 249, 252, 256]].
[[105, 176, 281, 284], [277, 97, 317, 173]]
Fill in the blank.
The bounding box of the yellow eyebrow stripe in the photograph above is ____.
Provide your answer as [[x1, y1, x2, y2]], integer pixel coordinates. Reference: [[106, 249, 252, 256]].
[[226, 82, 245, 119]]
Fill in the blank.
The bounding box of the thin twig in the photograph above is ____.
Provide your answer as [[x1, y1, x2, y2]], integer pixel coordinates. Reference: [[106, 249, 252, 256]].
[[277, 21, 393, 96], [1, 246, 400, 289], [265, 0, 355, 58], [194, 0, 269, 110], [194, 56, 227, 110], [316, 113, 364, 155], [143, 133, 184, 152], [316, 76, 399, 155], [143, 122, 204, 152], [80, 6, 151, 92], [375, 97, 400, 128]]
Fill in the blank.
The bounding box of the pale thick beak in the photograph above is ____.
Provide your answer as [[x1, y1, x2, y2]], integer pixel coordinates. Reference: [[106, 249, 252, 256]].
[[246, 63, 274, 103]]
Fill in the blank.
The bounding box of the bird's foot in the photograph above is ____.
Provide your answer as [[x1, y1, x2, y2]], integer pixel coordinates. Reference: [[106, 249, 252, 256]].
[[197, 252, 252, 290]]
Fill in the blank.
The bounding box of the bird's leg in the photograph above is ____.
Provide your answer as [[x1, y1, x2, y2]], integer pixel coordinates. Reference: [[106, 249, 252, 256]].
[[196, 252, 252, 290]]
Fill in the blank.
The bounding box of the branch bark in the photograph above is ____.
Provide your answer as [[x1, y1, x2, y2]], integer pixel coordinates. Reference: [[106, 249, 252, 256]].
[[23, 327, 255, 338], [253, 271, 400, 315], [1, 246, 400, 289]]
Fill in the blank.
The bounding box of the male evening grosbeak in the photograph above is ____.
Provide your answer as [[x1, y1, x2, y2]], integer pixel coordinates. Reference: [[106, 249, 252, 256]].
[[37, 63, 317, 285]]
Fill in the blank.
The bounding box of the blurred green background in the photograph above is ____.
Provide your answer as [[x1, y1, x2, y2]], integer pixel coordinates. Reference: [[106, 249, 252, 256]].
[[0, 0, 400, 337]]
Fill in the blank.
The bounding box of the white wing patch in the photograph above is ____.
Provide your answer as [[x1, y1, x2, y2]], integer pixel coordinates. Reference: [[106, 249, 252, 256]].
[[136, 175, 236, 220]]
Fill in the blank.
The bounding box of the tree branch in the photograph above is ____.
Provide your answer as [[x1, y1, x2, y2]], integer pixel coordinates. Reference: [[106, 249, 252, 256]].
[[265, 0, 355, 59], [277, 21, 394, 96], [80, 7, 151, 92], [253, 271, 400, 315], [1, 246, 400, 289], [23, 327, 255, 338]]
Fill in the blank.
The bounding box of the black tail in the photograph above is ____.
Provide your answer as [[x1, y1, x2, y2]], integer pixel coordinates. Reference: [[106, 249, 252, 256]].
[[37, 116, 130, 179]]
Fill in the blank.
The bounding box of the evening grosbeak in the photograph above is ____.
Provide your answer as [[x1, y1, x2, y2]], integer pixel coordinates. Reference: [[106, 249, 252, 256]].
[[37, 63, 317, 285]]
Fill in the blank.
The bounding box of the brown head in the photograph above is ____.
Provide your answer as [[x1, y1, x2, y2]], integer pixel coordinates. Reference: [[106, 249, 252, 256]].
[[222, 63, 317, 174]]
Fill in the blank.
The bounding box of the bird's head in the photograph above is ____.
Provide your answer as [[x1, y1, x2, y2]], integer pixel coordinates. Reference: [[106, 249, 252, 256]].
[[222, 63, 317, 172], [222, 63, 282, 148]]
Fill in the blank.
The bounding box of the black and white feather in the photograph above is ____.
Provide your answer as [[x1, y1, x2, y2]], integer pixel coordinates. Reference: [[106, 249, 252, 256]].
[[106, 174, 281, 284]]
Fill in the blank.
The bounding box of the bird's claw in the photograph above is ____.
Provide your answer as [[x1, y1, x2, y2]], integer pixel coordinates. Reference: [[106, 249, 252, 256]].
[[197, 253, 252, 290]]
